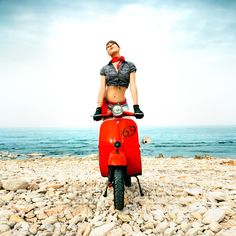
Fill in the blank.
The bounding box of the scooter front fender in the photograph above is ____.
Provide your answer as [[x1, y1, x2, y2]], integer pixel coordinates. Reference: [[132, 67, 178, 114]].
[[108, 150, 127, 166]]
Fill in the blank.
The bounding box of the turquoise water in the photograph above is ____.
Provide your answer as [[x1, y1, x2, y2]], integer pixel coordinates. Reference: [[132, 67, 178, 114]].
[[0, 126, 236, 158]]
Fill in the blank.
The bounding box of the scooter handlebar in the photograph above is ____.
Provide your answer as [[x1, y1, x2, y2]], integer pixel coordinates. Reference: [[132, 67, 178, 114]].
[[104, 111, 135, 117], [94, 111, 135, 121]]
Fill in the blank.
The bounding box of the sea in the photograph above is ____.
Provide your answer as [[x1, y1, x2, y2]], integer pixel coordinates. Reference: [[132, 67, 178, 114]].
[[0, 126, 236, 159]]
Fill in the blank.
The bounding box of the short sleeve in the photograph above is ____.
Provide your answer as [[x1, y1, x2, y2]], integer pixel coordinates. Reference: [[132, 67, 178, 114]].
[[100, 66, 106, 76], [129, 62, 137, 73]]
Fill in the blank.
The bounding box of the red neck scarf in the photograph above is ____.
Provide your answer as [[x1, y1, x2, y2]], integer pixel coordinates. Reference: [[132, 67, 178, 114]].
[[112, 56, 125, 69]]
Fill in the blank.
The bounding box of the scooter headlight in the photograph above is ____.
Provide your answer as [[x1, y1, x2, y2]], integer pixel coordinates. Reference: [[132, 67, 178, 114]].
[[112, 105, 123, 116]]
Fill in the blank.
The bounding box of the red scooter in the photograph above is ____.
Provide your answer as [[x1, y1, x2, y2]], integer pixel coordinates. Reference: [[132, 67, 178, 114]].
[[97, 104, 144, 210]]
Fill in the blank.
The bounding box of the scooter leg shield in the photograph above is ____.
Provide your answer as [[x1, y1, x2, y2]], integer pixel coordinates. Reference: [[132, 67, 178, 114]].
[[99, 118, 142, 177]]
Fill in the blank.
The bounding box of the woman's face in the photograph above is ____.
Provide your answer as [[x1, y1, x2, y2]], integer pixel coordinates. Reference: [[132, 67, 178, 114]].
[[106, 43, 120, 56]]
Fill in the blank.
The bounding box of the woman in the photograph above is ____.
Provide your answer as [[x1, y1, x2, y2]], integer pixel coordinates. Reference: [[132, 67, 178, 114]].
[[93, 40, 144, 120]]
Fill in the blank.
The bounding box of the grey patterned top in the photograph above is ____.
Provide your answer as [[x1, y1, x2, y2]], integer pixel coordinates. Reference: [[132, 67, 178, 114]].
[[100, 61, 137, 88]]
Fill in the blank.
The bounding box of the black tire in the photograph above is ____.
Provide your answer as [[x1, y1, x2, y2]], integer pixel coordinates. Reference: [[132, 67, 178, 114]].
[[125, 176, 131, 187], [113, 168, 124, 210]]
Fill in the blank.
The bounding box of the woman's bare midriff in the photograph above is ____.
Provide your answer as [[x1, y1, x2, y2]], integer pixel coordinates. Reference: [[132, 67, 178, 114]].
[[105, 86, 127, 103]]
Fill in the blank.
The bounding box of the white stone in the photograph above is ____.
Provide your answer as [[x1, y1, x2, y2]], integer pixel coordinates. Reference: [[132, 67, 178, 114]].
[[164, 227, 175, 236], [67, 223, 77, 231], [42, 215, 58, 225], [185, 188, 202, 196], [153, 208, 165, 221], [53, 222, 61, 234], [217, 227, 236, 236], [117, 213, 132, 222], [0, 224, 10, 234], [40, 223, 55, 232], [107, 228, 123, 236], [192, 221, 203, 228], [90, 222, 115, 236], [67, 193, 77, 200], [204, 230, 215, 236], [121, 223, 132, 233], [228, 190, 236, 195], [156, 220, 169, 233], [189, 202, 207, 214], [29, 224, 38, 235], [34, 201, 47, 208], [31, 197, 43, 203], [176, 212, 186, 224], [203, 208, 226, 224], [169, 222, 177, 228], [69, 215, 82, 225], [14, 221, 30, 231], [136, 217, 144, 224], [77, 223, 91, 236], [143, 211, 153, 222], [180, 221, 191, 232], [221, 206, 235, 216], [1, 179, 29, 191], [0, 230, 12, 236], [206, 192, 226, 202], [36, 210, 48, 220], [143, 222, 154, 230], [0, 210, 13, 219], [176, 230, 185, 236], [209, 222, 222, 233], [186, 227, 200, 236], [134, 232, 146, 236], [0, 193, 14, 201]]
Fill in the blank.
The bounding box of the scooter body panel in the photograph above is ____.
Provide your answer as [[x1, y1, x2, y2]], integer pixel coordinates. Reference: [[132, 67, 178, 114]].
[[108, 149, 127, 166], [99, 118, 142, 177]]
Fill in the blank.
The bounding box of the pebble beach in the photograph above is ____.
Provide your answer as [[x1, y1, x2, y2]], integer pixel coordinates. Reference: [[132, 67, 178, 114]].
[[0, 154, 236, 236]]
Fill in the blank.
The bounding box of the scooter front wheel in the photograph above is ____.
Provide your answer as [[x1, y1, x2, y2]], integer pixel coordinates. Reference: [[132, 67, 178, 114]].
[[113, 168, 124, 210]]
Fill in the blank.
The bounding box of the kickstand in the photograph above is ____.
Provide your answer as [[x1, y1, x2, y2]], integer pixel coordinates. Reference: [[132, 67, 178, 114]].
[[135, 176, 144, 196], [103, 181, 112, 197]]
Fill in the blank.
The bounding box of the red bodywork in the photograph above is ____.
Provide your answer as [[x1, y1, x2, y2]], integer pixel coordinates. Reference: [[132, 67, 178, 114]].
[[99, 117, 142, 177]]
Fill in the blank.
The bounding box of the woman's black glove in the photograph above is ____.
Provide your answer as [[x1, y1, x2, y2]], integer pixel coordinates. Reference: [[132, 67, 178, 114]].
[[133, 105, 144, 119], [93, 107, 102, 121]]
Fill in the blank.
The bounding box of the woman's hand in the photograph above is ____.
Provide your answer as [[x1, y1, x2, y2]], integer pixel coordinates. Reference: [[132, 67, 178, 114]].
[[133, 105, 144, 119]]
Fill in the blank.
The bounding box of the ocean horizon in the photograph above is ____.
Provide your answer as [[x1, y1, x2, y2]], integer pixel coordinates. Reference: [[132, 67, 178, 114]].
[[0, 125, 236, 159]]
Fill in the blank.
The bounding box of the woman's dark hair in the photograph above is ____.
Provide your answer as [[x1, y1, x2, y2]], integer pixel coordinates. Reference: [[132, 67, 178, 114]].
[[106, 40, 120, 48]]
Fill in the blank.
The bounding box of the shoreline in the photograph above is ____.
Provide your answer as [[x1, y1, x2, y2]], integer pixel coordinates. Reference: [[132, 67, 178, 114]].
[[1, 151, 236, 161], [0, 156, 236, 235]]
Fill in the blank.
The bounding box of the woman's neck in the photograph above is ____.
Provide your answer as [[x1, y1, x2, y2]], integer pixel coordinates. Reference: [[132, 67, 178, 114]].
[[111, 52, 120, 58]]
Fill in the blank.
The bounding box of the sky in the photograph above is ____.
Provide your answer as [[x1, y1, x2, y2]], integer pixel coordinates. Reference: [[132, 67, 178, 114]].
[[0, 0, 236, 128]]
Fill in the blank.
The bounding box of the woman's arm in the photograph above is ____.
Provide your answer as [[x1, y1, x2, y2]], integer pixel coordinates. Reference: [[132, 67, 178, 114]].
[[129, 72, 138, 105], [130, 72, 144, 118], [97, 75, 106, 107]]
